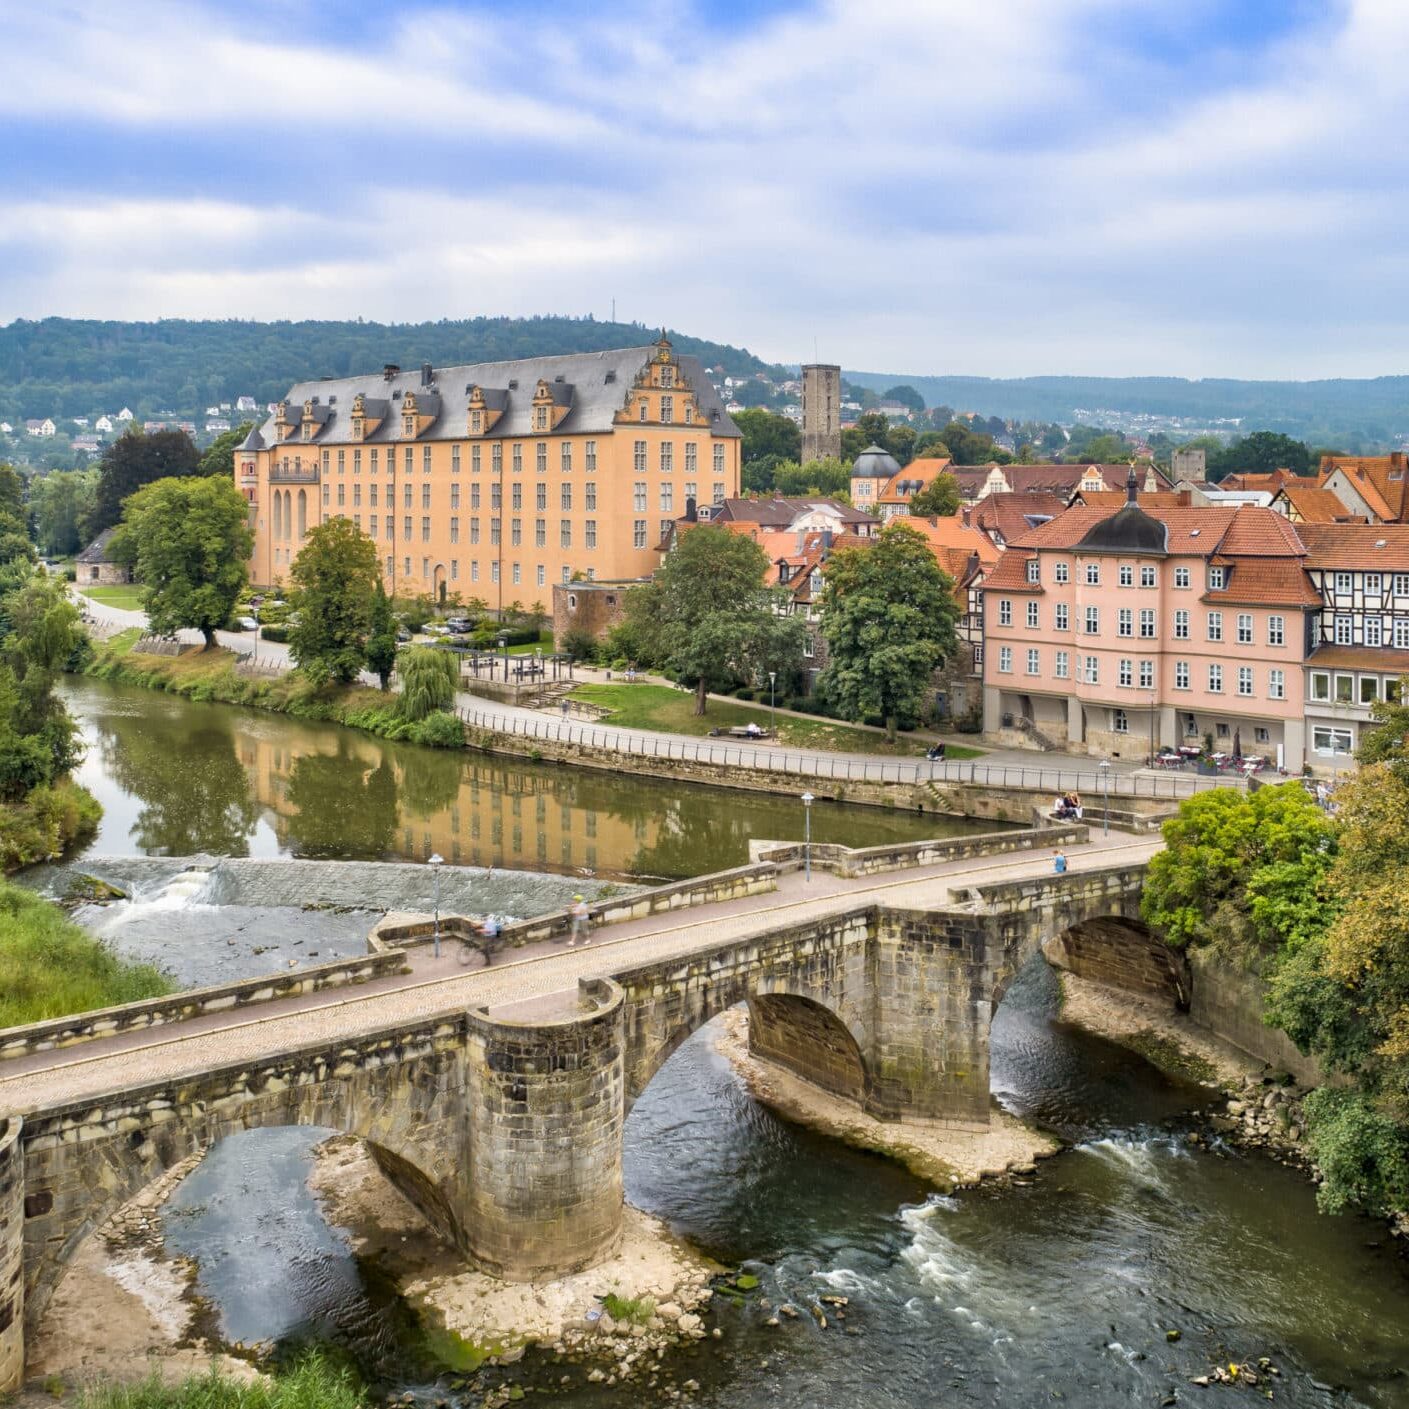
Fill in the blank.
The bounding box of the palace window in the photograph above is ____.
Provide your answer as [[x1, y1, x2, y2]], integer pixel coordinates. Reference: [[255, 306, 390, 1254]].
[[511, 518, 522, 546], [634, 520, 648, 549], [535, 519, 546, 547], [452, 445, 460, 473], [634, 482, 647, 512], [660, 443, 673, 473], [713, 444, 725, 474], [537, 443, 547, 473], [660, 483, 674, 512], [634, 441, 647, 472], [471, 446, 481, 473], [561, 484, 572, 511], [685, 443, 697, 473], [585, 519, 597, 549], [512, 445, 523, 474], [585, 482, 597, 511], [511, 484, 523, 511], [561, 443, 572, 472], [586, 441, 597, 472], [560, 520, 572, 548]]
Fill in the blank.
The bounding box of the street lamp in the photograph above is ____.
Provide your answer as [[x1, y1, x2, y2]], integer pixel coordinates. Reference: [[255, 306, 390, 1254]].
[[801, 791, 814, 882], [251, 597, 262, 664], [769, 671, 777, 738], [428, 852, 444, 958], [1099, 759, 1111, 837], [498, 635, 508, 682]]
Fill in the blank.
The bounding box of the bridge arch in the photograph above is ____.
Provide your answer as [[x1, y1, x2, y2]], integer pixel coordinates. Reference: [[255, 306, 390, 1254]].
[[745, 991, 870, 1106]]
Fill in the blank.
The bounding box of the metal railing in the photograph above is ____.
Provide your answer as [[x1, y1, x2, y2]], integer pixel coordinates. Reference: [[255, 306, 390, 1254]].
[[455, 701, 1245, 799]]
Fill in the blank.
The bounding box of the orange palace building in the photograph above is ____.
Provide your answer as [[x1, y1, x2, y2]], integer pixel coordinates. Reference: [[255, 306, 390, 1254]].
[[236, 335, 742, 605]]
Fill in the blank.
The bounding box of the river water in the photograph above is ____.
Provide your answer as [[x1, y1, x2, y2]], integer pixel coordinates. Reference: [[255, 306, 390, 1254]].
[[43, 682, 1409, 1406]]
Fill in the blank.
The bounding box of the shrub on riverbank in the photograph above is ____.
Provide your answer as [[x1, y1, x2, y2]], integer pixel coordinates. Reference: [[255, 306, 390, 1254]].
[[84, 641, 468, 751], [0, 778, 102, 872], [74, 1354, 367, 1409], [0, 877, 170, 1027]]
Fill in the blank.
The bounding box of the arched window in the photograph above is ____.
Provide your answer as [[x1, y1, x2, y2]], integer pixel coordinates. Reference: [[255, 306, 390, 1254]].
[[297, 488, 307, 538]]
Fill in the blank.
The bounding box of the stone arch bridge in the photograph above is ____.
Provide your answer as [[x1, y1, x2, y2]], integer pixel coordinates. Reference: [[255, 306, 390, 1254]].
[[0, 846, 1154, 1390]]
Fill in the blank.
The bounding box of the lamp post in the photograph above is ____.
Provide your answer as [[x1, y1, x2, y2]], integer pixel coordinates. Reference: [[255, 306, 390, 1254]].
[[498, 635, 508, 683], [769, 671, 777, 738], [1099, 759, 1110, 837], [428, 852, 444, 958], [1149, 688, 1157, 766], [801, 791, 814, 882], [251, 597, 261, 664]]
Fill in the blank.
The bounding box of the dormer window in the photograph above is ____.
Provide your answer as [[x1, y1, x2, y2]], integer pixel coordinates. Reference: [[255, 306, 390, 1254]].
[[639, 402, 648, 422], [534, 405, 548, 431], [470, 411, 482, 433], [685, 404, 694, 425], [1209, 566, 1226, 590], [660, 365, 675, 388], [1025, 558, 1040, 584], [660, 395, 673, 423], [403, 414, 416, 437]]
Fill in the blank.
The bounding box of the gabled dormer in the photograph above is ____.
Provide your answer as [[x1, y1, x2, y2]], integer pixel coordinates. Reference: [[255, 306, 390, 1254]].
[[531, 377, 574, 432], [299, 398, 332, 442], [466, 384, 508, 436], [274, 401, 295, 442], [400, 390, 441, 439]]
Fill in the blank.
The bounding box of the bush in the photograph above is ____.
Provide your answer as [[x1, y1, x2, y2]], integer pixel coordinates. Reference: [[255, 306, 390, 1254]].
[[1303, 1086, 1409, 1217], [258, 624, 290, 643], [398, 646, 459, 720], [409, 710, 466, 749], [64, 566, 76, 582], [0, 781, 102, 873], [735, 687, 755, 701], [560, 626, 600, 664], [75, 1352, 368, 1409]]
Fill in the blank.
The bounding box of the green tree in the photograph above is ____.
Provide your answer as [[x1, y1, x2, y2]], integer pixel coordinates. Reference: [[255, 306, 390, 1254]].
[[92, 427, 201, 533], [29, 469, 98, 557], [733, 408, 800, 467], [886, 424, 917, 467], [909, 473, 961, 518], [1071, 433, 1131, 464], [197, 421, 255, 479], [398, 646, 458, 720], [1212, 430, 1311, 481], [117, 475, 252, 647], [0, 567, 83, 799], [933, 420, 1000, 466], [882, 384, 925, 415], [840, 412, 893, 463], [365, 580, 397, 690], [1141, 783, 1338, 959], [817, 522, 958, 740], [0, 464, 26, 538], [288, 517, 381, 684], [622, 525, 797, 715], [774, 457, 850, 497], [912, 431, 952, 460]]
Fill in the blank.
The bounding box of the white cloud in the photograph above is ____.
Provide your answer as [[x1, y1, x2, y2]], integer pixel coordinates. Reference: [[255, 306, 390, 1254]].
[[3, 0, 1409, 377]]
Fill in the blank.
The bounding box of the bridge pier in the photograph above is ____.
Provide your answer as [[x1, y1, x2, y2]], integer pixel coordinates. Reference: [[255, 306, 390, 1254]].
[[463, 980, 626, 1280], [1, 1119, 21, 1394]]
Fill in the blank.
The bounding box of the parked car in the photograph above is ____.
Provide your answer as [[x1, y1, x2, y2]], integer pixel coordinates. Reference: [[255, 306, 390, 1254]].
[[445, 617, 474, 633], [396, 627, 413, 643], [235, 617, 259, 631]]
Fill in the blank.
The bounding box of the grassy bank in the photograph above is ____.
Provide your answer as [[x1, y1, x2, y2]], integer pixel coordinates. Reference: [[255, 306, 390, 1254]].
[[85, 635, 462, 748], [568, 683, 985, 758], [78, 583, 147, 611], [74, 1355, 366, 1409], [0, 779, 102, 873], [0, 877, 170, 1028]]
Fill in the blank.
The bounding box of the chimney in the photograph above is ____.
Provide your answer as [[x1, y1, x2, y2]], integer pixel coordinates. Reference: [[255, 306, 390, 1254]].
[[383, 364, 400, 382], [685, 496, 697, 522], [822, 529, 833, 550], [421, 362, 433, 387], [1125, 465, 1138, 506]]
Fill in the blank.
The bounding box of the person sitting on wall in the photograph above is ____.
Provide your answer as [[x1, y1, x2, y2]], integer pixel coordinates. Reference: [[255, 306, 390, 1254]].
[[1071, 792, 1083, 819], [926, 742, 947, 761]]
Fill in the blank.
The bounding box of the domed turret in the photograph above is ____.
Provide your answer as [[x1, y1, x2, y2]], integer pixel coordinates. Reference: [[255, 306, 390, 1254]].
[[850, 444, 901, 480]]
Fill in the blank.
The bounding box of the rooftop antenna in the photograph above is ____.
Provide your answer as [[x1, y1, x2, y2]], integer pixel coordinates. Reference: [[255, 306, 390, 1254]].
[[611, 297, 616, 324]]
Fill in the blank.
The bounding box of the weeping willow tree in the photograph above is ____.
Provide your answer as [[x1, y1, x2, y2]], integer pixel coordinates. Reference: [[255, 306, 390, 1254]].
[[398, 646, 458, 721]]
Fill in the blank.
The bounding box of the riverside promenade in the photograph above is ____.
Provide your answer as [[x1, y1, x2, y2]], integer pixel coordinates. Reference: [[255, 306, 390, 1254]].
[[74, 594, 1234, 804]]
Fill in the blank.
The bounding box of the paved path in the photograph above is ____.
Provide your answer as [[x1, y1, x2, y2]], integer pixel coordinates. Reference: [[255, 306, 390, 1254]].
[[72, 592, 1231, 800], [0, 832, 1159, 1117]]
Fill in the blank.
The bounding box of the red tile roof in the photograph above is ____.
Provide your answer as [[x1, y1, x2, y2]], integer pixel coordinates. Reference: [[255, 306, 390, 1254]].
[[1273, 486, 1359, 523], [972, 491, 1067, 545], [1295, 523, 1409, 570], [877, 457, 952, 504], [1202, 561, 1323, 608], [1218, 469, 1315, 493], [1318, 454, 1409, 523]]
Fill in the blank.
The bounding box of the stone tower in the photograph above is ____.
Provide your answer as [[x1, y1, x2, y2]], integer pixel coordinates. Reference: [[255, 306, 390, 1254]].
[[801, 364, 841, 464], [1170, 446, 1207, 482]]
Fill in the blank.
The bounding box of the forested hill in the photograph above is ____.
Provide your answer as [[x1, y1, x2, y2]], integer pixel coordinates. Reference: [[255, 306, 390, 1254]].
[[0, 316, 781, 422], [843, 370, 1409, 444]]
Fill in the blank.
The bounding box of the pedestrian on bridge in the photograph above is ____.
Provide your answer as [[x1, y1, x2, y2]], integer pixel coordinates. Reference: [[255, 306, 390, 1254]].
[[1053, 850, 1067, 875], [568, 894, 591, 946]]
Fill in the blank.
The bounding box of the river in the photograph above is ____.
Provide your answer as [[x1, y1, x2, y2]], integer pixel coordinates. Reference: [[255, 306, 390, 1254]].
[[42, 681, 1409, 1406]]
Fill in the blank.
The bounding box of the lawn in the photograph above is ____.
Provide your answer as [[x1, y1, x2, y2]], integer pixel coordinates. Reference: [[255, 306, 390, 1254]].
[[79, 583, 147, 611], [567, 684, 984, 758]]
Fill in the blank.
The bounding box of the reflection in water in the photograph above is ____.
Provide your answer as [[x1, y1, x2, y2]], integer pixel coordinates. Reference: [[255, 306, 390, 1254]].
[[63, 678, 995, 878]]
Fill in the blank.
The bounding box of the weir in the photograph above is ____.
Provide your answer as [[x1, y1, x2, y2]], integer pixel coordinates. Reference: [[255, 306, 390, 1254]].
[[0, 834, 1152, 1389]]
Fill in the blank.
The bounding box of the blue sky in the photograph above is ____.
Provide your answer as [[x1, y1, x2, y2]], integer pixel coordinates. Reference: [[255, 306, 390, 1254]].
[[0, 0, 1401, 378]]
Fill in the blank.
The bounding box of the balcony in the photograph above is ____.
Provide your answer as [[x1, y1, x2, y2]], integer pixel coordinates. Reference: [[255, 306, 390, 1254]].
[[269, 466, 320, 485]]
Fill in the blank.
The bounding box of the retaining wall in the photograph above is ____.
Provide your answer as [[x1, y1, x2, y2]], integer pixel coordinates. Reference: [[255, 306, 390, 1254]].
[[0, 1118, 21, 1394], [754, 823, 1085, 877]]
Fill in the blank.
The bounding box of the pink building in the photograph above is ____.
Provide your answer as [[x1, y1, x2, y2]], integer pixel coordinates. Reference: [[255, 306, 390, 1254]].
[[982, 479, 1318, 769]]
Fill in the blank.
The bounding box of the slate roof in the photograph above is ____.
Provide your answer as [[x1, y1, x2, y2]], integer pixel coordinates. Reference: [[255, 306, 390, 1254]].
[[76, 527, 121, 564], [256, 345, 739, 445]]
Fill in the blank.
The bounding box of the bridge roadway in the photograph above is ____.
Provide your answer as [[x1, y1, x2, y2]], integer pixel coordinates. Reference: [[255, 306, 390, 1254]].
[[0, 831, 1159, 1119]]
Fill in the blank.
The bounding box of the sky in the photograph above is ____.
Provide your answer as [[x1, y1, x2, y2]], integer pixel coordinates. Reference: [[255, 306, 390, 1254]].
[[0, 0, 1403, 379]]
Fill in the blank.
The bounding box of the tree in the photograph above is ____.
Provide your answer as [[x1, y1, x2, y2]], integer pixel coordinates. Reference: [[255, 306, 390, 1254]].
[[29, 469, 98, 557], [0, 566, 83, 799], [1071, 433, 1131, 464], [197, 421, 255, 479], [933, 420, 1000, 466], [288, 517, 382, 684], [909, 474, 961, 518], [817, 523, 958, 740], [1212, 430, 1311, 481], [0, 465, 25, 539], [398, 646, 458, 720], [1141, 783, 1338, 959], [774, 457, 850, 497], [882, 385, 925, 415], [117, 475, 252, 647], [623, 525, 798, 715], [734, 408, 800, 465], [93, 427, 201, 533], [365, 580, 397, 690], [912, 431, 952, 460]]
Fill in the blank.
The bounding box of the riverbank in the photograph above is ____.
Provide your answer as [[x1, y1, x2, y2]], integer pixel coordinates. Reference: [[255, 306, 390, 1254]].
[[1, 780, 101, 873], [713, 1007, 1060, 1186], [308, 1136, 723, 1384]]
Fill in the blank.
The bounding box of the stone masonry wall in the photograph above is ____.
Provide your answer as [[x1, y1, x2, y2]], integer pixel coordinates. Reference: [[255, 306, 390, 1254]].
[[463, 980, 626, 1281], [746, 993, 866, 1103], [1043, 917, 1190, 1006], [0, 1119, 22, 1395], [19, 1016, 467, 1336]]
